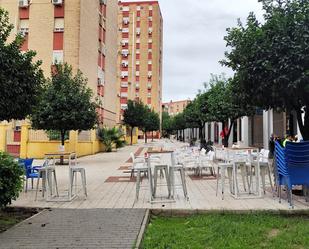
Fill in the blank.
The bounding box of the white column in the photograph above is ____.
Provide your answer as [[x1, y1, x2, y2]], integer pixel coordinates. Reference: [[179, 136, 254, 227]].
[[218, 122, 223, 145], [237, 118, 240, 142], [228, 119, 233, 146], [210, 122, 215, 142], [241, 116, 249, 147], [263, 110, 269, 149]]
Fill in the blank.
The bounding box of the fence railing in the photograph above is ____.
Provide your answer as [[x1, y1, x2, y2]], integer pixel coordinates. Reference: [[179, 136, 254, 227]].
[[6, 129, 14, 144], [78, 131, 92, 142]]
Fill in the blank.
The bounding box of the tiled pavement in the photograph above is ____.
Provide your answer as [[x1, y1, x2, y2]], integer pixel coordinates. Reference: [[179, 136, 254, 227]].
[[0, 208, 146, 249]]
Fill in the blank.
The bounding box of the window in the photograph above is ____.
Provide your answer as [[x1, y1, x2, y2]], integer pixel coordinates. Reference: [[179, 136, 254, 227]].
[[54, 18, 64, 32], [53, 50, 63, 64]]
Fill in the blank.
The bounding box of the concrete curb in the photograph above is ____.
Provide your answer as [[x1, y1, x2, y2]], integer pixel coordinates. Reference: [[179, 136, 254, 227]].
[[135, 209, 150, 249], [150, 208, 309, 216]]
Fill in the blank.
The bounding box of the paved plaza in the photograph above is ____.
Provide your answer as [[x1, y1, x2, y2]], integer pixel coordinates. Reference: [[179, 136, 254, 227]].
[[11, 139, 309, 210], [0, 208, 146, 249]]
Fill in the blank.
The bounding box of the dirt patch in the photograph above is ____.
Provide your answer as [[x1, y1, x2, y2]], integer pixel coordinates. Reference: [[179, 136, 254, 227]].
[[268, 228, 280, 238], [0, 207, 39, 233]]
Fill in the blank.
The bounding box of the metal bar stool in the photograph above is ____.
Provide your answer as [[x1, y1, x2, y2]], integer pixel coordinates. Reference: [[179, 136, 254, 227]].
[[153, 164, 170, 197], [35, 166, 59, 201], [70, 167, 87, 197]]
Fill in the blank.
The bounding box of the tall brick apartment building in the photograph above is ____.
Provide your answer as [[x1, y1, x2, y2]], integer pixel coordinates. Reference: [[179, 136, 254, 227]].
[[0, 0, 118, 127], [117, 0, 163, 123]]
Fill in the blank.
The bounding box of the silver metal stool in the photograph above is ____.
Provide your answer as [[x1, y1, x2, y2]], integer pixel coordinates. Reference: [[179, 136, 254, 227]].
[[35, 166, 59, 201], [153, 165, 170, 197], [169, 164, 188, 199], [70, 167, 87, 197]]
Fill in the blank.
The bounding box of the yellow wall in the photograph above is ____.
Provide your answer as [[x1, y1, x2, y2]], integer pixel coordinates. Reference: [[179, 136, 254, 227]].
[[0, 124, 137, 158]]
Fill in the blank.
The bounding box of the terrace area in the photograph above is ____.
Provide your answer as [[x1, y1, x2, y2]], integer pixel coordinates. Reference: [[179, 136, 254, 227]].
[[11, 139, 309, 211]]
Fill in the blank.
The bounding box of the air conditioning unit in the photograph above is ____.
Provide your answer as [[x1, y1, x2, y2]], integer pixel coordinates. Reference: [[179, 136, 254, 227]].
[[148, 28, 153, 34], [52, 0, 63, 6], [100, 0, 107, 5], [148, 17, 153, 21], [148, 73, 152, 79], [54, 27, 64, 32], [97, 78, 104, 86], [121, 62, 128, 67], [135, 84, 139, 89], [19, 27, 29, 33], [19, 0, 29, 8]]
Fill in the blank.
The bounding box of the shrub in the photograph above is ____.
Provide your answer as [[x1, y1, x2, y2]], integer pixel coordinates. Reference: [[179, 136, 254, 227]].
[[97, 127, 126, 152], [0, 152, 24, 208]]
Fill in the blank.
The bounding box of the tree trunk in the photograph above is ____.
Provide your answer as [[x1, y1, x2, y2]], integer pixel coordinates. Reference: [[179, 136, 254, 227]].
[[144, 131, 147, 143], [222, 120, 234, 147], [183, 129, 185, 142], [152, 131, 154, 141], [296, 107, 309, 140], [130, 127, 133, 145]]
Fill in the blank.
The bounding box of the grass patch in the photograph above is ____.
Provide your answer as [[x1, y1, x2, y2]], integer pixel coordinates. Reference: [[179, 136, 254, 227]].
[[142, 212, 309, 249], [0, 207, 38, 233]]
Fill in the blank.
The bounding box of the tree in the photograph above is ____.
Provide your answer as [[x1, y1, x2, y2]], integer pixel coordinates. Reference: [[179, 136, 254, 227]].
[[173, 113, 187, 142], [206, 74, 254, 147], [31, 63, 98, 147], [123, 100, 147, 145], [141, 109, 160, 143], [0, 8, 44, 121], [183, 93, 209, 144], [162, 112, 173, 138], [222, 0, 309, 140]]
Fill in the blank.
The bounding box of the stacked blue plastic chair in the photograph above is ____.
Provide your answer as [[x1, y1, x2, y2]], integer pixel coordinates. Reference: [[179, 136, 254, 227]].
[[275, 141, 309, 207], [18, 158, 36, 192]]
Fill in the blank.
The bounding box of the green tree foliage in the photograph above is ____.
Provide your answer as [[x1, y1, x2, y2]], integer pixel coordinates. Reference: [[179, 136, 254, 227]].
[[31, 63, 98, 146], [97, 127, 125, 152], [183, 94, 210, 143], [123, 100, 147, 145], [0, 152, 24, 208], [0, 8, 44, 121], [141, 109, 160, 143], [206, 74, 254, 147], [173, 113, 187, 141], [162, 112, 174, 138], [222, 0, 309, 139]]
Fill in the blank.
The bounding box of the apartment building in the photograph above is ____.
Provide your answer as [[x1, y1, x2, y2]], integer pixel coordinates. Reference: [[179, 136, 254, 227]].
[[117, 1, 163, 123], [162, 99, 191, 116], [0, 0, 118, 127]]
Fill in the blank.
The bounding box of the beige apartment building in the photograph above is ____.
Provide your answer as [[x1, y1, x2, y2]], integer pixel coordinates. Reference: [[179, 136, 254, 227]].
[[162, 99, 191, 116], [0, 0, 118, 127], [117, 0, 163, 123]]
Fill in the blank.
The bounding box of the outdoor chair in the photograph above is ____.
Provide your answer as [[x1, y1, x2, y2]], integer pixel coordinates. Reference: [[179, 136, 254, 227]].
[[199, 151, 215, 176], [169, 152, 188, 199], [135, 155, 160, 201], [19, 158, 35, 192], [275, 141, 309, 208], [70, 167, 87, 198], [35, 159, 59, 201]]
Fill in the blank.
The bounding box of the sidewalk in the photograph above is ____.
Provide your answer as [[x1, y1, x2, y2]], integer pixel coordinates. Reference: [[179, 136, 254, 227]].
[[0, 208, 146, 249]]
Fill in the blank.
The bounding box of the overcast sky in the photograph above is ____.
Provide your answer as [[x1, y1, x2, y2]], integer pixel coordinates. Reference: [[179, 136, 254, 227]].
[[123, 0, 265, 102]]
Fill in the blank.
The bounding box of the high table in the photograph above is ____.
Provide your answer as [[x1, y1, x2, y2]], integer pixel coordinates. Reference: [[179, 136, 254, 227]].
[[224, 147, 262, 199], [147, 149, 176, 203], [44, 151, 77, 202]]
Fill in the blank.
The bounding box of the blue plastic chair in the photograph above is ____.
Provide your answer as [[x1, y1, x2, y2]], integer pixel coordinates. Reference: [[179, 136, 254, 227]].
[[18, 158, 37, 192], [275, 141, 309, 207]]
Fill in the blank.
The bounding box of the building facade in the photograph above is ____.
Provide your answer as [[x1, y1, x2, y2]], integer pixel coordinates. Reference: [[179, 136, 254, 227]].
[[162, 99, 190, 116], [0, 0, 118, 127], [117, 0, 163, 123]]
